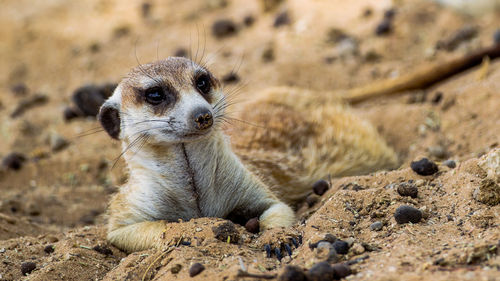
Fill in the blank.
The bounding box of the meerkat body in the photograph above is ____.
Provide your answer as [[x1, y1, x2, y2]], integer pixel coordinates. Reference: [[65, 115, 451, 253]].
[[99, 57, 398, 253]]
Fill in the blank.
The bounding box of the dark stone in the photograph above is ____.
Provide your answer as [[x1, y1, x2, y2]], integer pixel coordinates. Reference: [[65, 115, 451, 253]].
[[222, 72, 240, 84], [279, 265, 308, 281], [212, 19, 237, 39], [72, 83, 117, 117], [44, 245, 55, 254], [312, 180, 330, 196], [174, 48, 188, 58], [306, 194, 319, 207], [370, 221, 383, 231], [21, 261, 36, 276], [375, 19, 392, 36], [396, 182, 418, 198], [63, 107, 82, 121], [2, 152, 26, 170], [243, 15, 255, 26], [394, 205, 422, 224], [307, 261, 333, 281], [212, 221, 240, 243], [332, 240, 349, 255], [262, 47, 275, 62], [245, 217, 260, 234], [141, 2, 152, 18], [431, 92, 443, 104], [331, 263, 352, 280], [323, 233, 337, 243], [384, 8, 396, 19], [10, 83, 29, 96], [410, 158, 438, 176], [189, 263, 205, 277], [274, 11, 290, 27], [93, 245, 113, 256]]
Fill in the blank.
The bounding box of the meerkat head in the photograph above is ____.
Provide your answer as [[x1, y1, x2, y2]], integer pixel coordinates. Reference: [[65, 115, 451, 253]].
[[98, 57, 225, 144]]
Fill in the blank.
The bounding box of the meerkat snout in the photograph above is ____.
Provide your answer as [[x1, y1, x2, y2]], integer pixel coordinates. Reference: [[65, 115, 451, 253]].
[[192, 107, 213, 130]]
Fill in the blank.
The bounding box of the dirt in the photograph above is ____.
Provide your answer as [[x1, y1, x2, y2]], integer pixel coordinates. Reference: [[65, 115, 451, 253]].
[[0, 0, 499, 280]]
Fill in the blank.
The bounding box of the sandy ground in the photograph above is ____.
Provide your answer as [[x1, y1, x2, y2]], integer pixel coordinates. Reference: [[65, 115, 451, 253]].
[[0, 0, 499, 280]]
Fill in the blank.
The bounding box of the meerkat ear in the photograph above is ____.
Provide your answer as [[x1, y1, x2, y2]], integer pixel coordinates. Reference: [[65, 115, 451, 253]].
[[98, 100, 121, 140]]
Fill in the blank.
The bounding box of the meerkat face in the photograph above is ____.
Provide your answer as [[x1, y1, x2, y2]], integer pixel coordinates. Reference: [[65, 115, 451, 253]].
[[98, 57, 225, 144]]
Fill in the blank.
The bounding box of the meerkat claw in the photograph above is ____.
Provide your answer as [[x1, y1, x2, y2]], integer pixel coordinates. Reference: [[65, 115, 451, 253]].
[[284, 243, 293, 256], [264, 244, 272, 258], [291, 237, 299, 248], [274, 247, 283, 262]]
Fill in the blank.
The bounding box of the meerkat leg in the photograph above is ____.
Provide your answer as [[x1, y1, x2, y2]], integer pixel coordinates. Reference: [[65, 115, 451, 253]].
[[107, 221, 167, 253]]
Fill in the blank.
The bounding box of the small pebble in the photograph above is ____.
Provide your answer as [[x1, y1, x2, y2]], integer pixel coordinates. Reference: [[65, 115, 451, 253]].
[[262, 47, 274, 62], [494, 29, 500, 44], [63, 107, 81, 121], [174, 48, 188, 58], [222, 72, 239, 84], [323, 233, 336, 243], [370, 221, 383, 231], [2, 152, 26, 170], [189, 263, 205, 277], [396, 182, 418, 198], [394, 205, 422, 224], [332, 240, 349, 255], [44, 245, 55, 254], [351, 243, 365, 255], [279, 265, 308, 281], [21, 262, 36, 276], [71, 83, 116, 117], [10, 83, 29, 96], [384, 8, 396, 19], [312, 179, 329, 196], [50, 134, 69, 152], [375, 18, 392, 36], [431, 92, 443, 104], [443, 159, 456, 169], [171, 263, 182, 274], [331, 263, 352, 279], [141, 2, 152, 18], [410, 158, 438, 176], [243, 15, 255, 26], [245, 217, 260, 234], [273, 11, 290, 27], [93, 245, 113, 256], [307, 261, 333, 281], [212, 19, 237, 38], [306, 194, 319, 207], [316, 242, 338, 262]]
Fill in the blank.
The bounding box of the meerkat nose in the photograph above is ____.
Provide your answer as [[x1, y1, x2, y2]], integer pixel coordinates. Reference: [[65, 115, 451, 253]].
[[192, 107, 213, 130]]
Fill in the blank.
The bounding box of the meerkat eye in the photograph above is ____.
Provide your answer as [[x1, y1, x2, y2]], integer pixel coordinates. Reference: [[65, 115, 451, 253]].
[[195, 74, 211, 95], [144, 87, 165, 105]]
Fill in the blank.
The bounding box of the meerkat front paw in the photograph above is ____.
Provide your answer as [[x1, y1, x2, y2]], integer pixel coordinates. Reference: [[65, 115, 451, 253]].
[[255, 227, 303, 262]]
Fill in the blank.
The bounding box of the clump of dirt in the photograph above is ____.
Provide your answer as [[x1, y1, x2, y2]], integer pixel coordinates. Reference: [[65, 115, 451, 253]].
[[0, 0, 499, 280]]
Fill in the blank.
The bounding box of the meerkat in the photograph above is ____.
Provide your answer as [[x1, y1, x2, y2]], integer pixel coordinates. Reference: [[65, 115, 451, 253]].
[[98, 57, 398, 253]]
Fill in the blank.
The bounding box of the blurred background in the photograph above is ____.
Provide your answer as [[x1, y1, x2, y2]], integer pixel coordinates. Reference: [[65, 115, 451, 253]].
[[0, 0, 499, 279]]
